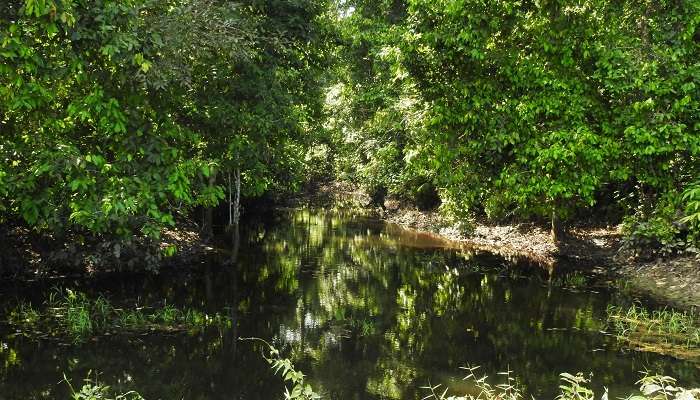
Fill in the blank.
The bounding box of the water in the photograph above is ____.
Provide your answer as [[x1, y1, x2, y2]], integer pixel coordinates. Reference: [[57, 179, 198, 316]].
[[0, 210, 697, 399]]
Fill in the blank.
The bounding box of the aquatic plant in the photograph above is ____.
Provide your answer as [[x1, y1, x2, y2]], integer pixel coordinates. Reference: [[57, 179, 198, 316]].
[[64, 373, 144, 400], [631, 375, 700, 400], [557, 373, 595, 400], [243, 334, 694, 400], [62, 290, 95, 338], [421, 368, 699, 400], [421, 366, 524, 400], [240, 337, 321, 400], [606, 304, 700, 361], [5, 289, 232, 342], [561, 272, 588, 288], [7, 302, 40, 327]]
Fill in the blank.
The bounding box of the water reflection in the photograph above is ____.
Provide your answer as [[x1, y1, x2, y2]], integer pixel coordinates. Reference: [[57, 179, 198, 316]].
[[0, 210, 697, 399]]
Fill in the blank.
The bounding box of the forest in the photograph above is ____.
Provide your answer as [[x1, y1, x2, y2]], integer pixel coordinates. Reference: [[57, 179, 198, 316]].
[[1, 0, 699, 264], [0, 0, 700, 399], [2, 0, 699, 263]]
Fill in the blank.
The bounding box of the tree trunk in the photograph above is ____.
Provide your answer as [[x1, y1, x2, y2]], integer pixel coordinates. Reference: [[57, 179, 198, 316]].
[[229, 223, 240, 266], [233, 168, 241, 227], [202, 171, 217, 240], [228, 171, 232, 227], [227, 168, 241, 266], [551, 210, 565, 243], [0, 228, 4, 275], [203, 207, 214, 240]]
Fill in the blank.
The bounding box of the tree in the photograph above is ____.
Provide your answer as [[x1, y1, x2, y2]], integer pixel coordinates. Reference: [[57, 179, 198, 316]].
[[328, 0, 700, 243], [0, 0, 334, 270]]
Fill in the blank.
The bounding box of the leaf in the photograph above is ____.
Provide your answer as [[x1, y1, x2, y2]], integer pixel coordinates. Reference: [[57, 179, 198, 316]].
[[642, 384, 663, 396], [290, 384, 302, 399], [675, 390, 696, 400]]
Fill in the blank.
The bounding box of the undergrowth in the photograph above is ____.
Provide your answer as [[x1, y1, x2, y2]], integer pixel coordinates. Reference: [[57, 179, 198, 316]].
[[621, 188, 700, 259], [5, 289, 231, 342], [65, 372, 144, 400], [421, 366, 700, 400]]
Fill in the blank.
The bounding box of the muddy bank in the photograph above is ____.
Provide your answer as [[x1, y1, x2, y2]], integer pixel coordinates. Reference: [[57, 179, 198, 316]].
[[289, 181, 700, 310], [288, 181, 620, 266], [385, 207, 699, 310], [0, 221, 218, 279], [616, 256, 700, 310]]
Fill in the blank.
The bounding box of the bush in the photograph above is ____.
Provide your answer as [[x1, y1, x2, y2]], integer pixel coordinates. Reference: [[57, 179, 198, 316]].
[[621, 190, 697, 258], [682, 181, 700, 246]]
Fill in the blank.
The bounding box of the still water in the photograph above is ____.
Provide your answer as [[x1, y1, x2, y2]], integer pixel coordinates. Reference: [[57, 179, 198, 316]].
[[0, 210, 698, 399]]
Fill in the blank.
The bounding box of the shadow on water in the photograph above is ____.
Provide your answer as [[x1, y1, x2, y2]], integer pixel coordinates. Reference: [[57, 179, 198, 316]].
[[0, 209, 697, 399]]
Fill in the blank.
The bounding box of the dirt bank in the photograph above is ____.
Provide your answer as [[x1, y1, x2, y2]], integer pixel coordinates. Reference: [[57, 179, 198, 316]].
[[0, 221, 217, 279], [616, 256, 700, 309], [384, 207, 699, 310], [289, 181, 700, 310]]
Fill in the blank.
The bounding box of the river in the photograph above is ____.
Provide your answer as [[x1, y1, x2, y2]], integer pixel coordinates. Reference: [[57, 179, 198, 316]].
[[0, 210, 697, 399]]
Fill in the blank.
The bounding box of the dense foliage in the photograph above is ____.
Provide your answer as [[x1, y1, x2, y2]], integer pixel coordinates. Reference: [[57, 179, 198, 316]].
[[1, 0, 698, 267], [0, 0, 332, 267], [329, 0, 699, 247]]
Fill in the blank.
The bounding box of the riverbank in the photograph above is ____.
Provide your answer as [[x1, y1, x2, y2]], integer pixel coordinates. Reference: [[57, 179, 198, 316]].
[[289, 181, 700, 310], [390, 207, 700, 309], [3, 182, 698, 310], [0, 221, 216, 279]]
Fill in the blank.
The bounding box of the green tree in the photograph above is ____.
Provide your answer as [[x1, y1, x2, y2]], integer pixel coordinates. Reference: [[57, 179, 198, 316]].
[[329, 0, 700, 243], [0, 0, 334, 270]]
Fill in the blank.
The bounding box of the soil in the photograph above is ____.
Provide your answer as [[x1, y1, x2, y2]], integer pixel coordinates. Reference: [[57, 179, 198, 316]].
[[616, 256, 700, 310], [0, 220, 218, 279], [288, 181, 700, 311]]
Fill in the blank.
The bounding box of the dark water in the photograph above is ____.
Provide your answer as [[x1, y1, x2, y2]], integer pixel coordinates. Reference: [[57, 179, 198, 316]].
[[0, 210, 698, 399]]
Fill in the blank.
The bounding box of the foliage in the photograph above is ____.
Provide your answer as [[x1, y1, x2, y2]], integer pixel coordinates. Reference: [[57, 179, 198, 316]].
[[621, 192, 690, 258], [65, 373, 144, 400], [0, 0, 334, 270], [325, 1, 434, 207], [327, 0, 700, 242], [6, 288, 232, 342], [682, 181, 700, 243], [2, 0, 697, 261], [241, 337, 321, 400], [1, 0, 235, 238]]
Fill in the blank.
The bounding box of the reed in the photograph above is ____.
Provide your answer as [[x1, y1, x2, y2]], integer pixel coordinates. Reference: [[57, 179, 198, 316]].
[[5, 289, 232, 342], [606, 304, 700, 361]]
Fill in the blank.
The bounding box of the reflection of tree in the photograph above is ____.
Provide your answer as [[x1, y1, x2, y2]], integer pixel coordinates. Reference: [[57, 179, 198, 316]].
[[1, 210, 699, 399], [259, 211, 700, 399]]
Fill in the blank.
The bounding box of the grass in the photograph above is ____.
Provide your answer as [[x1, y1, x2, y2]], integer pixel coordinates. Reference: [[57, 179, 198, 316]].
[[549, 271, 588, 288], [421, 367, 699, 400], [606, 304, 700, 362], [561, 272, 587, 288], [7, 302, 41, 327], [5, 289, 232, 342]]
